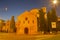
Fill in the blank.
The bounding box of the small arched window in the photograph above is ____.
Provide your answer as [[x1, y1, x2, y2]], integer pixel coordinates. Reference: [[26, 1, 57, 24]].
[[25, 17, 28, 21]]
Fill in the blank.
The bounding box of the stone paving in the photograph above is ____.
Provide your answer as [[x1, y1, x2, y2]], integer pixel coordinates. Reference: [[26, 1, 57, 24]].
[[0, 33, 55, 40]]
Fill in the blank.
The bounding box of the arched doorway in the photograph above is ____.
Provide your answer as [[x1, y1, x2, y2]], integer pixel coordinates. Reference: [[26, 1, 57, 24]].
[[24, 27, 28, 34]]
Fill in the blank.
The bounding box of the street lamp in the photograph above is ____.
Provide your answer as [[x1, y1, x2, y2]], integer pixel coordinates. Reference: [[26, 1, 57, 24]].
[[53, 0, 57, 4], [53, 0, 57, 7], [51, 0, 58, 34]]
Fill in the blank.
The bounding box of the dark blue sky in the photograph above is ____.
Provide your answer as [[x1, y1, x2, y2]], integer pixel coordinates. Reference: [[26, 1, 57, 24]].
[[0, 0, 60, 20]]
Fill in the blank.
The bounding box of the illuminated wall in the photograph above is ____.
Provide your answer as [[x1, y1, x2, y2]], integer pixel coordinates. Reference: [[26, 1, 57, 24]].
[[16, 9, 39, 34]]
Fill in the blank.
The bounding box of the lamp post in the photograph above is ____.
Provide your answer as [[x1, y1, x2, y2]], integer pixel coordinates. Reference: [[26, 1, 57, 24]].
[[51, 0, 58, 34], [53, 0, 57, 8]]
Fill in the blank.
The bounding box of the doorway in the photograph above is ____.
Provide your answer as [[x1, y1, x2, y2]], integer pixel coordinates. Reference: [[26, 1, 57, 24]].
[[24, 27, 28, 34]]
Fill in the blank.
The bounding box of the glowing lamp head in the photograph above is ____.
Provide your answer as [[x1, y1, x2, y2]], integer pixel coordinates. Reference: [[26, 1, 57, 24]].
[[53, 0, 57, 4]]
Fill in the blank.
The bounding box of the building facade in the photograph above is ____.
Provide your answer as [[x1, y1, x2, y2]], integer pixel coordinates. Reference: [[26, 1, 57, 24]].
[[16, 9, 39, 34], [0, 7, 60, 34]]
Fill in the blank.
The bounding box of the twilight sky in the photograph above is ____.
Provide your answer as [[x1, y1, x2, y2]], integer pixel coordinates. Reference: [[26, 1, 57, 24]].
[[0, 0, 60, 20]]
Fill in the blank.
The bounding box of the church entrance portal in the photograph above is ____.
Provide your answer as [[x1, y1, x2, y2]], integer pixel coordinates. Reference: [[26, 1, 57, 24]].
[[24, 27, 28, 34]]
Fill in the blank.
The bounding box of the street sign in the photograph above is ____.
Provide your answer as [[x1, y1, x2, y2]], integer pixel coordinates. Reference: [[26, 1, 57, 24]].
[[51, 22, 56, 28]]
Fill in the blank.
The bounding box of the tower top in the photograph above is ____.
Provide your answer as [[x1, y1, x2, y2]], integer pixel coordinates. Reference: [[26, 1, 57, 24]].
[[41, 7, 46, 13]]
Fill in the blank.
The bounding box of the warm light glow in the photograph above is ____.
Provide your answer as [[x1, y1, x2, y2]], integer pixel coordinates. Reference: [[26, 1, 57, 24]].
[[53, 0, 57, 4], [0, 20, 1, 23], [37, 13, 39, 17], [5, 8, 8, 11]]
